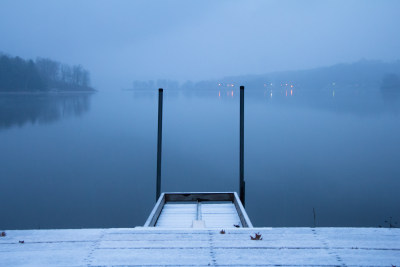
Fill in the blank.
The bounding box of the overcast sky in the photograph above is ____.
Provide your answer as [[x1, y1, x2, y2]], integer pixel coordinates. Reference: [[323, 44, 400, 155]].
[[1, 0, 399, 90]]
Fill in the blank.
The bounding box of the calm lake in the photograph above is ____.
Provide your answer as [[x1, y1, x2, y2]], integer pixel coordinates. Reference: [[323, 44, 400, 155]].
[[1, 88, 399, 229]]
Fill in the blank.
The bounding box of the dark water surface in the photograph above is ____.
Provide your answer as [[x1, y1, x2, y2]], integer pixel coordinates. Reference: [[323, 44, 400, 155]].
[[1, 89, 399, 229]]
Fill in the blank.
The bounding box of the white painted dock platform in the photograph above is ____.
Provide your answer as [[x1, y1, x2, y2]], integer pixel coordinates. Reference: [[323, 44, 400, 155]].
[[1, 227, 399, 266]]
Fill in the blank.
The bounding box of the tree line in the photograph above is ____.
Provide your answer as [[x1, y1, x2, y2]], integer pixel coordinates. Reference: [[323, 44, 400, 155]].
[[131, 79, 215, 90], [0, 53, 93, 92]]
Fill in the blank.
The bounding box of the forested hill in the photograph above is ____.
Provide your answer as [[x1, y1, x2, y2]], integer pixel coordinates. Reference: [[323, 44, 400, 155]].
[[220, 59, 400, 91], [0, 54, 94, 92]]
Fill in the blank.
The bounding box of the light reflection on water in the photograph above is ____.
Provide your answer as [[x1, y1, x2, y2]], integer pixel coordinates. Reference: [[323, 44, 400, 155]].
[[0, 89, 399, 229]]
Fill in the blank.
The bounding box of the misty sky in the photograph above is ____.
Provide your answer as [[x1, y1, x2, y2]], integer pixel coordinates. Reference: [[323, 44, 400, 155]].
[[1, 0, 399, 90]]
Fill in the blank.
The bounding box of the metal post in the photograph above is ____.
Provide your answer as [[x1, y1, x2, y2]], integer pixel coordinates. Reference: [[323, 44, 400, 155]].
[[239, 85, 245, 206], [156, 88, 163, 201]]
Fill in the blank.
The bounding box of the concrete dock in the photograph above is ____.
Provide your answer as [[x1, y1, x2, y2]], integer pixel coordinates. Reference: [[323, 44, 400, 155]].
[[1, 227, 399, 266]]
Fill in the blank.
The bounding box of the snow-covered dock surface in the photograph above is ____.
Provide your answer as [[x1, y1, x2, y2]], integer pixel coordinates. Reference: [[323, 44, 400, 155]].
[[1, 227, 399, 266], [155, 203, 243, 228]]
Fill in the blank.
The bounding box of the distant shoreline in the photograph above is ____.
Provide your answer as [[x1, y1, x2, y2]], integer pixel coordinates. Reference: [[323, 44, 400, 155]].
[[0, 90, 96, 94]]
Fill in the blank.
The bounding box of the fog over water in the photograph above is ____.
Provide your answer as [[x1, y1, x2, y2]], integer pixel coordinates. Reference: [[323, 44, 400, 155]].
[[0, 1, 399, 229]]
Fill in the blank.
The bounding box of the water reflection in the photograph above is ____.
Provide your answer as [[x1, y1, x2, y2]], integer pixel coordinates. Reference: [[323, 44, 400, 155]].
[[381, 73, 400, 107], [253, 85, 399, 116], [216, 90, 235, 99], [1, 89, 399, 229], [0, 93, 94, 130], [158, 84, 398, 116]]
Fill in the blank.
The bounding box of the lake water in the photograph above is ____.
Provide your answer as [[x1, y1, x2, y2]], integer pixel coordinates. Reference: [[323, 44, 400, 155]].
[[1, 88, 399, 229]]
